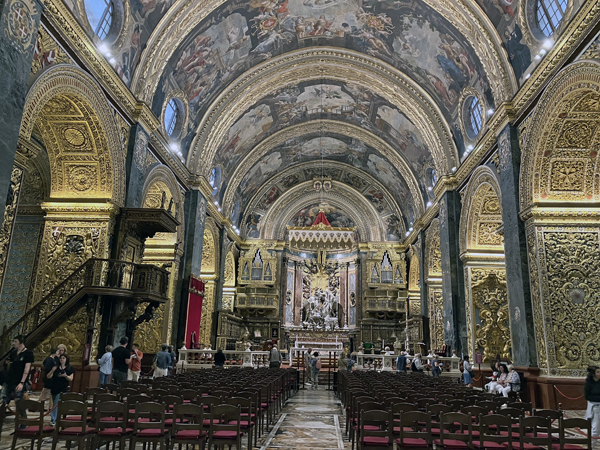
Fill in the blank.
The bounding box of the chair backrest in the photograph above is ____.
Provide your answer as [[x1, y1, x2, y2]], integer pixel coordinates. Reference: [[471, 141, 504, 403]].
[[448, 399, 466, 411], [95, 401, 127, 431], [496, 407, 523, 424], [428, 404, 453, 420], [533, 409, 562, 421], [226, 397, 252, 415], [197, 395, 222, 412], [210, 404, 241, 435], [398, 410, 431, 444], [559, 418, 592, 450], [14, 400, 44, 432], [416, 398, 433, 410], [119, 380, 139, 389], [85, 387, 107, 400], [475, 400, 497, 412], [172, 403, 203, 434], [508, 401, 532, 414], [61, 392, 85, 402], [118, 388, 138, 400], [519, 416, 553, 449], [164, 394, 183, 408], [104, 383, 118, 393], [360, 409, 393, 444], [439, 412, 472, 446], [180, 389, 197, 402], [479, 414, 514, 449], [391, 402, 419, 416], [56, 400, 88, 430], [151, 389, 169, 400], [133, 402, 166, 433]]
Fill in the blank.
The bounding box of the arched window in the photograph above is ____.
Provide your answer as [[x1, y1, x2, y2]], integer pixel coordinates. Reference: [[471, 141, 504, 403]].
[[165, 99, 178, 136], [84, 0, 113, 40], [537, 0, 567, 36], [468, 96, 483, 138]]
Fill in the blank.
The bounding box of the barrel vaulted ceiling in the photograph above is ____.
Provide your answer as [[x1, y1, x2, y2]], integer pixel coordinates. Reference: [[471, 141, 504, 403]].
[[65, 0, 585, 241]]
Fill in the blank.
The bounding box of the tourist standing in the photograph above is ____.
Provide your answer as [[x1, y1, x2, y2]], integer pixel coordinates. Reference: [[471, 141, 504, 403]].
[[48, 354, 74, 426], [112, 337, 131, 385], [338, 351, 348, 371], [412, 353, 424, 373], [463, 355, 474, 388], [168, 345, 176, 375], [304, 348, 313, 385], [431, 355, 442, 378], [270, 345, 282, 368], [128, 343, 143, 381], [311, 352, 321, 389], [2, 335, 34, 406], [585, 366, 600, 440], [214, 349, 225, 367], [39, 348, 59, 406], [153, 344, 172, 378], [98, 345, 113, 386], [396, 351, 408, 372]]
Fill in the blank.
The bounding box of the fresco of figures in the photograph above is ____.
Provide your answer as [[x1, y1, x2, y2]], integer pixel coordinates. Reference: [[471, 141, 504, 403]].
[[152, 0, 495, 159]]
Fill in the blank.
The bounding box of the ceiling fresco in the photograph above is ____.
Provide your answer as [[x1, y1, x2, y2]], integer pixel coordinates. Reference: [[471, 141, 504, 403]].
[[151, 0, 495, 158], [207, 81, 434, 196]]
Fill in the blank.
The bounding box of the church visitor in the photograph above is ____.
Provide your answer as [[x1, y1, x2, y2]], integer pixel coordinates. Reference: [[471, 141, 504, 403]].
[[98, 345, 113, 386], [39, 347, 59, 407], [112, 337, 131, 385], [214, 349, 226, 367], [47, 353, 74, 427], [490, 363, 509, 394], [396, 351, 408, 372], [153, 344, 172, 378], [585, 366, 600, 439], [168, 345, 177, 374], [338, 351, 348, 371], [462, 355, 474, 387], [431, 354, 442, 378], [506, 365, 520, 397], [305, 348, 313, 384], [270, 345, 282, 368], [128, 343, 143, 381], [2, 335, 34, 407], [311, 352, 321, 389], [485, 361, 500, 392], [411, 353, 424, 373]]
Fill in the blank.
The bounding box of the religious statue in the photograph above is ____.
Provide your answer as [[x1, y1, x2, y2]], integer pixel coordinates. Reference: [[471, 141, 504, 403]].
[[301, 288, 343, 329]]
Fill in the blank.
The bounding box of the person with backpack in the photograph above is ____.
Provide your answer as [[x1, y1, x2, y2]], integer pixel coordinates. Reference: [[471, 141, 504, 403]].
[[311, 352, 321, 390], [411, 353, 424, 373], [396, 351, 408, 372]]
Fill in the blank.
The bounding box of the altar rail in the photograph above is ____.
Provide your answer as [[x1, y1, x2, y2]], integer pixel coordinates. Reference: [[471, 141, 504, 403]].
[[177, 349, 271, 370], [351, 354, 462, 373]]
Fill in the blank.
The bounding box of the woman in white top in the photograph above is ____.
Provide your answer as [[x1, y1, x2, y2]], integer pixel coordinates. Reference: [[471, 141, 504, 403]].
[[463, 355, 473, 387], [97, 345, 113, 387]]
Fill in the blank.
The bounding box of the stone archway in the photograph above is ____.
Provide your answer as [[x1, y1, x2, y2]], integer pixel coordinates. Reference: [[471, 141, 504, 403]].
[[459, 166, 509, 363]]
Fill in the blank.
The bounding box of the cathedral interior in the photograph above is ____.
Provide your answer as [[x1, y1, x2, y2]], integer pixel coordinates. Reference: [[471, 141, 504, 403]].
[[1, 0, 600, 412]]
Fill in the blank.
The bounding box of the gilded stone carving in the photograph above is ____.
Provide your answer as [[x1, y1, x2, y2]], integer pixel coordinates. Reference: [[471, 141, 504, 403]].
[[31, 28, 71, 76], [549, 159, 587, 192], [199, 282, 215, 347], [477, 221, 503, 246], [556, 121, 598, 149], [135, 303, 165, 353], [35, 305, 88, 364], [527, 227, 600, 376], [201, 228, 216, 274], [426, 220, 442, 277], [470, 269, 511, 362], [0, 167, 24, 294], [224, 251, 235, 287], [428, 288, 444, 351]]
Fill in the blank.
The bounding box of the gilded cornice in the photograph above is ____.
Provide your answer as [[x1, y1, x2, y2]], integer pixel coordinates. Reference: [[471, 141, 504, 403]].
[[41, 0, 138, 114], [41, 201, 120, 220], [460, 251, 505, 264], [131, 0, 514, 109], [189, 48, 457, 178], [521, 205, 600, 224], [15, 137, 42, 169], [134, 102, 161, 135], [243, 160, 406, 228], [223, 120, 424, 218], [258, 181, 387, 242], [147, 134, 192, 187]]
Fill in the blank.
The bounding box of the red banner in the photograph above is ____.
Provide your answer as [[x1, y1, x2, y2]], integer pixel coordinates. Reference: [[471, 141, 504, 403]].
[[185, 275, 205, 349]]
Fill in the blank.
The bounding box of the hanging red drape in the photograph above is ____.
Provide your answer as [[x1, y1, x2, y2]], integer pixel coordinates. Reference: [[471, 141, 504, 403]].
[[185, 275, 205, 349]]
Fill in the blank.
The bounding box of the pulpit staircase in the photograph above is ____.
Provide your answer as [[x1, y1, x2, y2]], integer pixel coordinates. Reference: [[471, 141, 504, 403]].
[[0, 258, 170, 364]]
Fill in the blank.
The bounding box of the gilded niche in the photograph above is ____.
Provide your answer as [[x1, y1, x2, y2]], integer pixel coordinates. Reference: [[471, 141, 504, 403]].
[[540, 230, 600, 373], [471, 269, 511, 362], [428, 288, 444, 351]]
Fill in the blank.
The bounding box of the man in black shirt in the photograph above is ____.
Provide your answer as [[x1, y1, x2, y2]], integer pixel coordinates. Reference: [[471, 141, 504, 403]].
[[39, 347, 59, 406], [111, 337, 131, 385], [2, 335, 34, 405]]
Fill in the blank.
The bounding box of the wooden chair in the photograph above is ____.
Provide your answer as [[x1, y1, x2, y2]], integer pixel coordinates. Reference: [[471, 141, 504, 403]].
[[131, 402, 168, 450], [60, 392, 85, 402], [208, 404, 243, 450], [433, 412, 472, 450], [516, 416, 553, 450], [358, 409, 393, 450], [11, 400, 54, 450], [51, 400, 95, 450], [226, 397, 256, 449], [93, 400, 131, 450], [170, 403, 207, 450], [428, 404, 453, 437], [473, 414, 514, 450], [556, 418, 592, 450], [352, 401, 383, 450], [395, 410, 431, 449]]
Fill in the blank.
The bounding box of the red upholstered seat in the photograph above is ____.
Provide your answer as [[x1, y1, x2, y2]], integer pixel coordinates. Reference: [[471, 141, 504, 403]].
[[499, 431, 521, 438], [164, 418, 190, 426], [136, 428, 167, 437], [472, 441, 507, 449], [527, 432, 559, 442], [229, 420, 255, 427], [393, 426, 416, 434], [59, 426, 96, 436], [15, 426, 55, 435], [361, 436, 391, 446], [433, 439, 471, 449], [552, 445, 587, 450], [355, 424, 381, 431], [97, 427, 133, 436], [203, 418, 220, 426], [395, 437, 429, 447], [175, 429, 208, 440], [512, 443, 546, 450], [212, 430, 243, 439]]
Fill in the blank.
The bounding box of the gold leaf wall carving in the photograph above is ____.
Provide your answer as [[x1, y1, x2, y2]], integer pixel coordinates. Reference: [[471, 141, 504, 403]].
[[201, 228, 216, 274], [0, 167, 23, 294], [135, 304, 165, 354], [224, 251, 235, 287], [428, 288, 444, 351]]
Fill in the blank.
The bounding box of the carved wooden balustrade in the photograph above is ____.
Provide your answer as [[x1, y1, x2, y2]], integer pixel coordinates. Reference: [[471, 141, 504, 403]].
[[0, 258, 169, 363]]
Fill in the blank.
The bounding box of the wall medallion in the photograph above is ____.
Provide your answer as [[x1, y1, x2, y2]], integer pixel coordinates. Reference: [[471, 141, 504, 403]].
[[6, 0, 36, 53]]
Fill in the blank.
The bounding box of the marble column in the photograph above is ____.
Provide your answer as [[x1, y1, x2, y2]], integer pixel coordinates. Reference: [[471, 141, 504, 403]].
[[279, 253, 287, 323], [339, 263, 347, 327], [124, 124, 149, 208], [439, 191, 467, 355], [294, 262, 303, 326], [497, 124, 537, 367], [418, 231, 427, 316], [174, 189, 207, 345], [214, 229, 229, 311], [0, 0, 43, 219]]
